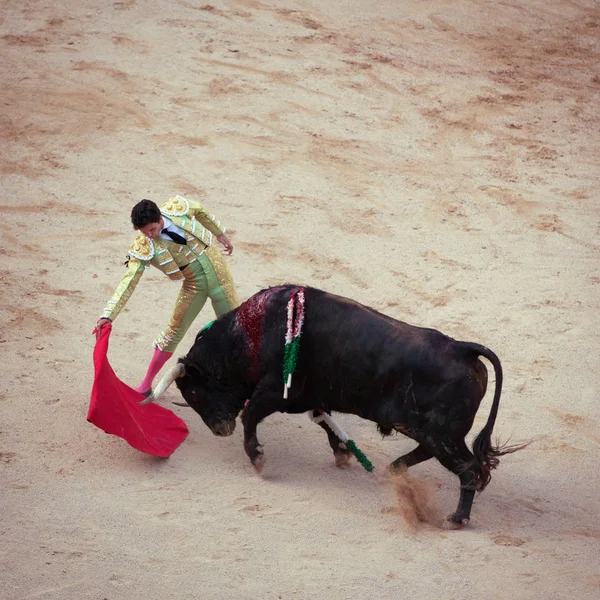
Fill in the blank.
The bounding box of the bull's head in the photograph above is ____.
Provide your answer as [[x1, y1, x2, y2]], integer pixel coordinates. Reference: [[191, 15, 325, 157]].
[[139, 359, 242, 437]]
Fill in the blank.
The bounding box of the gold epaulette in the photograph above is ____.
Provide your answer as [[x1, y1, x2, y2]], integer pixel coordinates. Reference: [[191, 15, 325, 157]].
[[128, 232, 154, 261], [161, 195, 189, 217]]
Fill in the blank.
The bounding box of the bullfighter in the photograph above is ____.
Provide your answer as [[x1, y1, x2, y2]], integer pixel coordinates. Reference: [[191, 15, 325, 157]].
[[95, 195, 239, 396]]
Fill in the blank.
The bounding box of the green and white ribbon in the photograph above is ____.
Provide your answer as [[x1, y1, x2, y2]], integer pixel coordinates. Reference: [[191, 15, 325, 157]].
[[309, 410, 374, 472], [283, 289, 305, 399]]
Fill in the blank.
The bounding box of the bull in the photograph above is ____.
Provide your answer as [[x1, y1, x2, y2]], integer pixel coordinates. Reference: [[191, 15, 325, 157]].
[[143, 284, 522, 528]]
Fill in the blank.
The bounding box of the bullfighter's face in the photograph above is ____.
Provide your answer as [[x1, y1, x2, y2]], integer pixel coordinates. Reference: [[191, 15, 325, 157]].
[[138, 217, 164, 240], [175, 371, 238, 437]]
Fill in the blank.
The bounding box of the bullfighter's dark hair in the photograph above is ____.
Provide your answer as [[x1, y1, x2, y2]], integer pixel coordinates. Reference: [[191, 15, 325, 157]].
[[131, 199, 161, 229]]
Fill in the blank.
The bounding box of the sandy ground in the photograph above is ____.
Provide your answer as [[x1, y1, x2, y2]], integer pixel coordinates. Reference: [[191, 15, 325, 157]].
[[1, 0, 600, 598]]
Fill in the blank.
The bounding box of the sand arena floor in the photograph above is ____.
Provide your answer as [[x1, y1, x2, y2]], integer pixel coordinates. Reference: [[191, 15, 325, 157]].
[[1, 1, 599, 599]]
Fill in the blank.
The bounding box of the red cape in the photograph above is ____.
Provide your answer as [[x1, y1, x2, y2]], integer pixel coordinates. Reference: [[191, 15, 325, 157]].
[[88, 324, 188, 457]]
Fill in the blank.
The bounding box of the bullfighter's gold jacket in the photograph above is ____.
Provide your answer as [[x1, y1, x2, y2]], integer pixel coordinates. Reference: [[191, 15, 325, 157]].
[[100, 196, 227, 322]]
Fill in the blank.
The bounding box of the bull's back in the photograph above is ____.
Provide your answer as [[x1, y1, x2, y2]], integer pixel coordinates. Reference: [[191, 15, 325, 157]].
[[294, 288, 457, 391]]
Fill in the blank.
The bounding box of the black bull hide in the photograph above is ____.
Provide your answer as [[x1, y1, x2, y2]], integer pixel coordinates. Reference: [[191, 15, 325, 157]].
[[169, 284, 522, 528]]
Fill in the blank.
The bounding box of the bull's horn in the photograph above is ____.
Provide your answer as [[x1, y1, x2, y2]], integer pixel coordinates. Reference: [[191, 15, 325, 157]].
[[138, 362, 186, 405]]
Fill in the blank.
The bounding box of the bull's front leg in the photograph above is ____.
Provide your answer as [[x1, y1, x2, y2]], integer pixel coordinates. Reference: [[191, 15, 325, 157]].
[[241, 382, 281, 473]]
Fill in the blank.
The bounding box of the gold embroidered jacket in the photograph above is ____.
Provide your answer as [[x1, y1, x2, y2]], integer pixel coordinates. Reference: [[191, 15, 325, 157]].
[[100, 196, 226, 321]]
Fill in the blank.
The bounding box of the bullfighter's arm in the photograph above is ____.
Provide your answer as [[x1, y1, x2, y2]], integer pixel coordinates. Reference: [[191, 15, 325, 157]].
[[186, 199, 226, 237], [99, 257, 146, 322]]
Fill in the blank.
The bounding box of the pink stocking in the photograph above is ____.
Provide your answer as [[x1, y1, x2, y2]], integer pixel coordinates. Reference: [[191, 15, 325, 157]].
[[136, 348, 173, 394]]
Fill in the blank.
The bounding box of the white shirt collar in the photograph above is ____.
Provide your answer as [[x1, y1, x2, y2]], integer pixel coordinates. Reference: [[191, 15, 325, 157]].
[[159, 216, 186, 240]]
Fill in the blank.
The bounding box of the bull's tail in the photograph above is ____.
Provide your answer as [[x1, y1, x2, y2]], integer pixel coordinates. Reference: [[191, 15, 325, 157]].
[[459, 342, 526, 492]]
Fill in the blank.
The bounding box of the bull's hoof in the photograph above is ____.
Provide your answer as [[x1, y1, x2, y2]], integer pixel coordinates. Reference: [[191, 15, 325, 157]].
[[441, 515, 470, 530], [388, 462, 408, 473], [251, 445, 265, 474], [334, 451, 352, 468], [252, 454, 265, 474]]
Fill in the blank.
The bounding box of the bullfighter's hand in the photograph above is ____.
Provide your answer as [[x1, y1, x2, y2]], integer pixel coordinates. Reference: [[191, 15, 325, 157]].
[[94, 318, 111, 337], [217, 233, 233, 255]]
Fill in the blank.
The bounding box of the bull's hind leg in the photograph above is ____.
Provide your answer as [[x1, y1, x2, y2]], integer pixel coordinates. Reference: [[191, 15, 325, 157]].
[[390, 445, 433, 471], [429, 438, 479, 529], [311, 410, 352, 468]]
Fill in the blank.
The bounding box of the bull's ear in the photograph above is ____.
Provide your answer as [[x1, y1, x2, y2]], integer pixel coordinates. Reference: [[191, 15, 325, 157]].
[[181, 361, 208, 381], [180, 360, 201, 378]]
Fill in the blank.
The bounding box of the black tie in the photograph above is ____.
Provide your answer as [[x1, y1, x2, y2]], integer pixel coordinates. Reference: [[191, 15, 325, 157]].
[[162, 228, 187, 245]]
